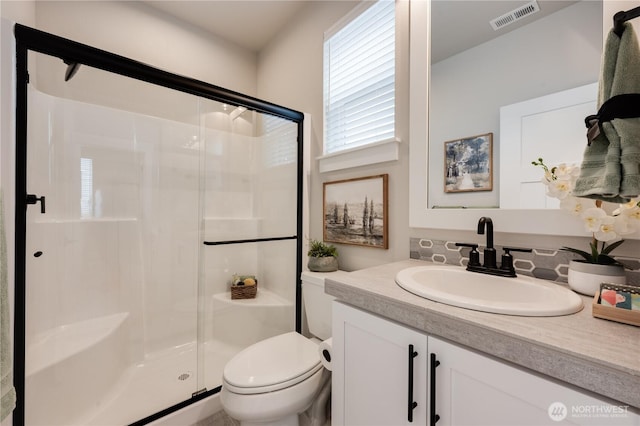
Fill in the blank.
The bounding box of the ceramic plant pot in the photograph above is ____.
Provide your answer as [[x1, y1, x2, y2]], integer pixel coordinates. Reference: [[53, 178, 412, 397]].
[[567, 260, 626, 296], [308, 256, 339, 272]]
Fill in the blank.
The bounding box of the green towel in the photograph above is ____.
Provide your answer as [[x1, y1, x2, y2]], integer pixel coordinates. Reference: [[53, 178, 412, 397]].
[[573, 22, 640, 202], [1, 191, 16, 421]]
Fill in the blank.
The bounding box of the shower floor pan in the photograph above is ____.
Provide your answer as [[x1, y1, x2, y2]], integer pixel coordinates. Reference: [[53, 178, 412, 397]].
[[82, 339, 237, 425], [24, 288, 293, 425], [27, 329, 237, 425]]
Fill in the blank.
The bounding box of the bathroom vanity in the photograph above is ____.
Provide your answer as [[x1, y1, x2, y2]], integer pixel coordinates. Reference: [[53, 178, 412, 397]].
[[328, 260, 640, 426]]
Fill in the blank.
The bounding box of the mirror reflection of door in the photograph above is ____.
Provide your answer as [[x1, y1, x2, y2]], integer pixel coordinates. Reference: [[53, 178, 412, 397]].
[[500, 83, 597, 209]]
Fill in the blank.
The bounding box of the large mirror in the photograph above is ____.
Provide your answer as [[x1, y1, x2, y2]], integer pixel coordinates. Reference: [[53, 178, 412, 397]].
[[408, 0, 611, 235], [428, 0, 601, 209]]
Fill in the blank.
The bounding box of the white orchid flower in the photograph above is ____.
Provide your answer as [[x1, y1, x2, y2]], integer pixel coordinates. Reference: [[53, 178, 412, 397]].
[[594, 216, 619, 242], [613, 214, 634, 235], [541, 170, 554, 184], [626, 206, 640, 222], [546, 176, 574, 199], [534, 159, 634, 262], [581, 207, 607, 232], [560, 196, 591, 216], [554, 163, 577, 179], [612, 198, 639, 215], [616, 200, 640, 231]]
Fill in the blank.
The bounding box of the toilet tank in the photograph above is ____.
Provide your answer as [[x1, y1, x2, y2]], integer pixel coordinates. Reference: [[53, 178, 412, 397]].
[[301, 270, 349, 340]]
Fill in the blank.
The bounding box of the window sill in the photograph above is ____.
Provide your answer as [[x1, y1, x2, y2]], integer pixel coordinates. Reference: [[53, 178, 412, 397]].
[[317, 139, 400, 173]]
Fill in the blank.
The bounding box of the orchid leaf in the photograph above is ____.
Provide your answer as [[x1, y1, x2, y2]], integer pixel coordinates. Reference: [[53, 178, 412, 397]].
[[561, 240, 626, 266], [590, 240, 599, 261], [602, 239, 625, 255], [560, 246, 593, 262], [594, 254, 619, 265]]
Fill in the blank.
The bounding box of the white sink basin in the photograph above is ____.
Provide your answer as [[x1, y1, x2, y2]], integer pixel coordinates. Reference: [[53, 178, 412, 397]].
[[395, 265, 583, 316]]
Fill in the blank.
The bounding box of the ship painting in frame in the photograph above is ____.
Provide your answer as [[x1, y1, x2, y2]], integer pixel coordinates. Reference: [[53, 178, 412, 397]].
[[323, 174, 388, 249], [444, 133, 493, 193]]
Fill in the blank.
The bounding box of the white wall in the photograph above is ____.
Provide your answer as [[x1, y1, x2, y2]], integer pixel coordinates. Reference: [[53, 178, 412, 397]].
[[257, 0, 411, 271], [34, 1, 257, 96], [0, 1, 35, 27], [605, 1, 640, 35]]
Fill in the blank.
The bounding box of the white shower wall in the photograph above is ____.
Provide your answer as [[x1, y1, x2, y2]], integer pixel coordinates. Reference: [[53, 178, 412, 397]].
[[25, 86, 297, 364]]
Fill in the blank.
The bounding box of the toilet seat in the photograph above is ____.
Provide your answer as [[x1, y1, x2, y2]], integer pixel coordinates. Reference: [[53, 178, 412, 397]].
[[223, 332, 322, 395]]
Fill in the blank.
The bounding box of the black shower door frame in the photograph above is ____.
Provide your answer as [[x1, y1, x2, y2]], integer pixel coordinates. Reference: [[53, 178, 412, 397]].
[[13, 23, 304, 426]]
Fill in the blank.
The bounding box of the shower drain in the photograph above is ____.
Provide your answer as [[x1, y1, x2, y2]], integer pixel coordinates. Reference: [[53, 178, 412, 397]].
[[177, 372, 192, 381]]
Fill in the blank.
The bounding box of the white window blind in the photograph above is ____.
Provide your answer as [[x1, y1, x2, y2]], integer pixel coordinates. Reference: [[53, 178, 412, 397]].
[[80, 157, 93, 218], [262, 114, 297, 167], [323, 0, 395, 155]]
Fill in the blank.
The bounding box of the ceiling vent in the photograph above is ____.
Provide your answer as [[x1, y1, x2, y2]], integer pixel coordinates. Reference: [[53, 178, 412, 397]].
[[490, 0, 540, 31]]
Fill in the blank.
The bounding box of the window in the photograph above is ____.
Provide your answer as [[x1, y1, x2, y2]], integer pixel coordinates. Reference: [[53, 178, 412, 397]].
[[80, 157, 93, 218], [262, 114, 297, 168], [322, 0, 397, 170]]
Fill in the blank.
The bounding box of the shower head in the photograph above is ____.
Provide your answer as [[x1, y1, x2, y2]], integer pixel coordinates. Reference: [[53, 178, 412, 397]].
[[64, 60, 81, 81]]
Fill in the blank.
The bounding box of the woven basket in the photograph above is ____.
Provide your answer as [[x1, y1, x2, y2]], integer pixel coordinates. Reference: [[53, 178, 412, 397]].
[[230, 279, 258, 300]]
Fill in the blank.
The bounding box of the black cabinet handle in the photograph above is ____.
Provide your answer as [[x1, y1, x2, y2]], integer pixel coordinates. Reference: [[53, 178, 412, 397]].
[[26, 194, 45, 214], [430, 353, 441, 425], [407, 344, 418, 422]]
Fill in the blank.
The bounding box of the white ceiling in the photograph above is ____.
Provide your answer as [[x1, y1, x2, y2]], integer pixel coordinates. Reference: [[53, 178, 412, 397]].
[[143, 1, 308, 52], [430, 0, 579, 63], [143, 0, 580, 59]]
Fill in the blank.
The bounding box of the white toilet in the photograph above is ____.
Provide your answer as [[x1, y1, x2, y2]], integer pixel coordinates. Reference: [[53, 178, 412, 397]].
[[220, 270, 347, 426]]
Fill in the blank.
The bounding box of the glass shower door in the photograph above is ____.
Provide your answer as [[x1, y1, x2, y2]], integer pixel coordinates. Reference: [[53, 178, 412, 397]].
[[18, 26, 303, 424], [24, 52, 202, 425], [199, 100, 299, 392]]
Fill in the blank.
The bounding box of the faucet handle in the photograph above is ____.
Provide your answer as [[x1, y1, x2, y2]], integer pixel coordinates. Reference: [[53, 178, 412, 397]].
[[500, 247, 532, 275], [502, 247, 532, 254], [455, 242, 478, 248], [456, 242, 480, 267]]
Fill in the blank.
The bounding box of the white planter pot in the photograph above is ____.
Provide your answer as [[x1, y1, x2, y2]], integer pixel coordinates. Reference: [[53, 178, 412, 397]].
[[567, 260, 626, 296]]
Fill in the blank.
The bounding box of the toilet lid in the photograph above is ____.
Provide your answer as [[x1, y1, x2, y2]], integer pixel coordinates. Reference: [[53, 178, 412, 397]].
[[223, 332, 322, 395]]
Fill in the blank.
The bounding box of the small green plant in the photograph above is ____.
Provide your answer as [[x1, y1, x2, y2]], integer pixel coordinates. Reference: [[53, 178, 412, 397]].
[[561, 240, 625, 266], [307, 239, 338, 258]]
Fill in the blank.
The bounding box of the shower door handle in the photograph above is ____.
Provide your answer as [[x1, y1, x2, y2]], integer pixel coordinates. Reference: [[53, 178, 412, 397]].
[[26, 194, 46, 214]]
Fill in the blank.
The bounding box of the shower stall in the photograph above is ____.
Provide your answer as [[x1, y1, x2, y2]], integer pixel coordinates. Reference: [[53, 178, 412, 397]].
[[13, 25, 303, 425]]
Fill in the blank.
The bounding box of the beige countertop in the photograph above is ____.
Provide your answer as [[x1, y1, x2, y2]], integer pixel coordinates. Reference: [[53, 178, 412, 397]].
[[325, 259, 640, 409]]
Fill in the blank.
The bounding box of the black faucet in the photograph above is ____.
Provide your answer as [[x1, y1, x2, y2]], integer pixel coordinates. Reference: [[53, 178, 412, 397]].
[[456, 217, 532, 278], [477, 217, 496, 269]]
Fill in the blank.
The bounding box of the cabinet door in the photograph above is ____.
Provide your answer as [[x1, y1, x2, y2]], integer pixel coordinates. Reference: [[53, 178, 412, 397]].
[[332, 302, 428, 426], [429, 336, 639, 426]]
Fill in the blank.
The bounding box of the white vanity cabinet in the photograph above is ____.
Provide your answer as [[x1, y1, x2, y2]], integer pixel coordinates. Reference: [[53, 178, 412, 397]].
[[332, 301, 428, 425], [429, 336, 639, 426], [333, 302, 639, 426]]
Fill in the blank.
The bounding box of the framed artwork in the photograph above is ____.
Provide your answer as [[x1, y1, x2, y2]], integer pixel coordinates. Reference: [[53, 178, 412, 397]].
[[323, 174, 388, 249], [444, 133, 493, 193]]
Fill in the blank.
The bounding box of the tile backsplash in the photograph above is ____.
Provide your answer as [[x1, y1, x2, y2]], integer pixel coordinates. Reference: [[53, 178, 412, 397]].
[[410, 238, 640, 285]]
